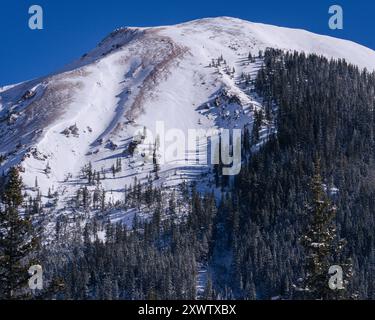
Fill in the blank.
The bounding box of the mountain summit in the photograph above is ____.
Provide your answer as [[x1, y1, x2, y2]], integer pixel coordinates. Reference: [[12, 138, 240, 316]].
[[1, 17, 375, 210]]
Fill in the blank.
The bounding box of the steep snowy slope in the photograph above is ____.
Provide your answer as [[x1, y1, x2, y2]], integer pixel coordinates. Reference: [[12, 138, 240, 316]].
[[1, 17, 375, 214]]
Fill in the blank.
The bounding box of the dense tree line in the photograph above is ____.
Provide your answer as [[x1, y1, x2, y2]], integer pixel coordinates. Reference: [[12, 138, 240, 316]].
[[38, 184, 217, 300], [210, 49, 375, 299]]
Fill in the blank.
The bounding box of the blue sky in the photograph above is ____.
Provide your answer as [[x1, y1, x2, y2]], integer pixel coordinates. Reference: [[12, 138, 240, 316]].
[[1, 0, 374, 86]]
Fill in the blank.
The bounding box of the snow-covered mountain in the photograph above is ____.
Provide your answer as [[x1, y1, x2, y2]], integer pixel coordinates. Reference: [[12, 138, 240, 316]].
[[1, 16, 375, 216]]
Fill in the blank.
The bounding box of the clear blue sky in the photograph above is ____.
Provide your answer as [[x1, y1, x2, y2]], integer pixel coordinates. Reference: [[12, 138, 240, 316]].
[[1, 0, 374, 86]]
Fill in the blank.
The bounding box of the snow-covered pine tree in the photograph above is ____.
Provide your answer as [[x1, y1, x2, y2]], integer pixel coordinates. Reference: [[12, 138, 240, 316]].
[[0, 167, 39, 299], [153, 142, 160, 180], [298, 160, 352, 300]]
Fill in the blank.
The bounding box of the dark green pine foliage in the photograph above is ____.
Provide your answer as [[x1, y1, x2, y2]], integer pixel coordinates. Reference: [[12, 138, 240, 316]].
[[215, 48, 375, 299], [0, 167, 39, 299], [299, 161, 351, 299], [153, 148, 160, 179], [41, 182, 217, 300]]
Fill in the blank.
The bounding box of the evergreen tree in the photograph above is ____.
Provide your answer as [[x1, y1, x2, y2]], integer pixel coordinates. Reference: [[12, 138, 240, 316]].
[[299, 161, 351, 299], [0, 167, 39, 299], [153, 144, 160, 180]]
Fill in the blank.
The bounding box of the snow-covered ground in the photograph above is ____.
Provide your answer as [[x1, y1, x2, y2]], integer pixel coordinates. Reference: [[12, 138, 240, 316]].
[[1, 16, 375, 224]]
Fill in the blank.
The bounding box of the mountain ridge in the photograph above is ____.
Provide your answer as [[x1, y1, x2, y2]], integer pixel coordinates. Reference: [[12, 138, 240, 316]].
[[1, 17, 375, 219]]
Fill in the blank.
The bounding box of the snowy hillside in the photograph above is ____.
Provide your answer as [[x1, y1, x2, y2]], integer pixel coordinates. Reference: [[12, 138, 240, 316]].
[[1, 16, 375, 221]]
